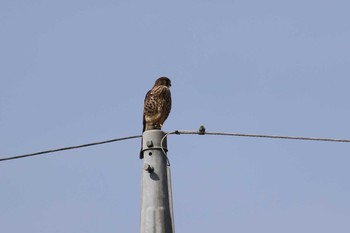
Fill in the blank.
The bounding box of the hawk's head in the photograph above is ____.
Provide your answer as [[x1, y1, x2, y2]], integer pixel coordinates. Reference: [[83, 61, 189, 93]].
[[155, 77, 171, 88]]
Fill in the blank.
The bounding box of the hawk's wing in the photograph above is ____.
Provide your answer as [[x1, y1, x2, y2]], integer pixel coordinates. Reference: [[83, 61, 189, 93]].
[[143, 89, 153, 132]]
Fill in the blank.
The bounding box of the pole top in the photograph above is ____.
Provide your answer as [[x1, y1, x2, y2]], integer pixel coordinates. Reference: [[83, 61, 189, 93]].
[[141, 130, 168, 155]]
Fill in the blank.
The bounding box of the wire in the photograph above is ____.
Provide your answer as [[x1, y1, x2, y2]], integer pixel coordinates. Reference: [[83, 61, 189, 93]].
[[173, 130, 350, 143], [0, 135, 141, 162], [2, 126, 350, 163], [160, 131, 177, 166], [157, 128, 350, 165]]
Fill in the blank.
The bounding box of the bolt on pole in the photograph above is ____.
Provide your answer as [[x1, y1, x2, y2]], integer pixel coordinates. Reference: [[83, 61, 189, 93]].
[[140, 130, 174, 233]]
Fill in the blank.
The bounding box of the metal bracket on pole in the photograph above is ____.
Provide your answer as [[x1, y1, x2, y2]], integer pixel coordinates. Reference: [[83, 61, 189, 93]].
[[140, 130, 174, 233]]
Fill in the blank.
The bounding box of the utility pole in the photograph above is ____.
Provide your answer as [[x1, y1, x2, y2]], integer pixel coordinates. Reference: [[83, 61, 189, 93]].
[[140, 130, 175, 233]]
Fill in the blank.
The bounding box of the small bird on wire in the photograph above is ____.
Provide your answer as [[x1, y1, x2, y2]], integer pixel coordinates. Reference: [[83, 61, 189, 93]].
[[140, 77, 172, 159]]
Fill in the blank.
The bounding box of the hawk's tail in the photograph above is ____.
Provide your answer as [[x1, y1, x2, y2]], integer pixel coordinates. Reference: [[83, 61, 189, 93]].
[[140, 115, 146, 159], [139, 140, 143, 159]]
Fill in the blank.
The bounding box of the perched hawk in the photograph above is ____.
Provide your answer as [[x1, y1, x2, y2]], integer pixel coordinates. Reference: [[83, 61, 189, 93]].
[[140, 77, 172, 159]]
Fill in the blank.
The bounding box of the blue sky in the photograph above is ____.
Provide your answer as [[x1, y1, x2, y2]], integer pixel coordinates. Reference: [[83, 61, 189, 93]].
[[1, 1, 350, 232]]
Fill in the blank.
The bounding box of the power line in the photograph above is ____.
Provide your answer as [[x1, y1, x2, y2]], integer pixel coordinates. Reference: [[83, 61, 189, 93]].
[[0, 135, 141, 162], [2, 126, 350, 163], [168, 129, 350, 143]]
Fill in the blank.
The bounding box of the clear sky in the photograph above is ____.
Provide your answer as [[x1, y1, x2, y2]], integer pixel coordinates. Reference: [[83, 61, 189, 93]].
[[1, 1, 350, 232]]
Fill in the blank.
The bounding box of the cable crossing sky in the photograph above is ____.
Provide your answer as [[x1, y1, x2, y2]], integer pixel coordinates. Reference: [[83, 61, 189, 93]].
[[1, 126, 350, 162]]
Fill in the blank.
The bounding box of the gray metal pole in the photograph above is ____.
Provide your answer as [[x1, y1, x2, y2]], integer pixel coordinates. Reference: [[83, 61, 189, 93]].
[[140, 130, 174, 233]]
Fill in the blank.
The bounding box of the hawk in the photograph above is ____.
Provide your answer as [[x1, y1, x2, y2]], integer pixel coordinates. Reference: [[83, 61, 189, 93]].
[[140, 77, 172, 159]]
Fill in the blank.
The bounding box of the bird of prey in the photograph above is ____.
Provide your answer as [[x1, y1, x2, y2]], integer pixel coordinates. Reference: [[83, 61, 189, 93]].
[[140, 77, 172, 159]]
